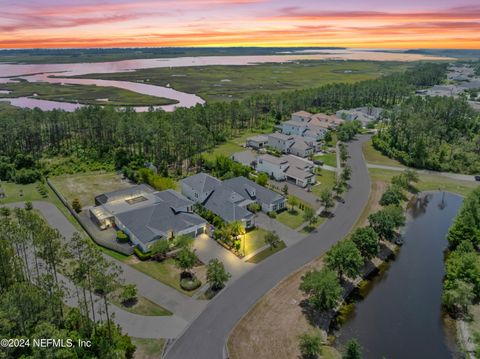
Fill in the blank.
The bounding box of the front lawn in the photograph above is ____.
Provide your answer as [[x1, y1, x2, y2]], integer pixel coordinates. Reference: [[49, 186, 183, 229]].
[[127, 257, 206, 296], [49, 171, 132, 207], [276, 208, 305, 229], [243, 228, 269, 256], [312, 170, 337, 196], [246, 241, 286, 263], [314, 152, 337, 167], [109, 290, 172, 316]]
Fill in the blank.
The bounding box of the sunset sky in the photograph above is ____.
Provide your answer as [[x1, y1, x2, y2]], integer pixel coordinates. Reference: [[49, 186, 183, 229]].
[[1, 0, 479, 49]]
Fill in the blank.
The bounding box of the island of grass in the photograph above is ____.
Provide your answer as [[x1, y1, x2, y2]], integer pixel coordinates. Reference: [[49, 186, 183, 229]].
[[70, 60, 410, 102], [0, 81, 178, 106]]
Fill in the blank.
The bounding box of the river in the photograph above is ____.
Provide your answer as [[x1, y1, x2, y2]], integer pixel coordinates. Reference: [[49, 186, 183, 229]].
[[334, 191, 462, 359], [0, 49, 451, 112]]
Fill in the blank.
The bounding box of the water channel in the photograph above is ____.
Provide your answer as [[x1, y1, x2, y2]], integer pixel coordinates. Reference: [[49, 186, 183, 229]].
[[0, 49, 450, 112], [334, 191, 462, 359]]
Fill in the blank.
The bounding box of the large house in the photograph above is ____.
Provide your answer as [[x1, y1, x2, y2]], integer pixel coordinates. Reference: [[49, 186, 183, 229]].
[[267, 133, 314, 158], [291, 111, 343, 129], [336, 107, 383, 127], [90, 185, 207, 252], [181, 173, 285, 228], [256, 154, 316, 188]]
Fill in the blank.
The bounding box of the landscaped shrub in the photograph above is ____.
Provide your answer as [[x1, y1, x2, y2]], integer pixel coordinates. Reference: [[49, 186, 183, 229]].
[[134, 246, 152, 260], [247, 202, 262, 213], [267, 211, 277, 218], [180, 277, 202, 291], [14, 168, 41, 184], [116, 230, 129, 243], [72, 198, 82, 213]]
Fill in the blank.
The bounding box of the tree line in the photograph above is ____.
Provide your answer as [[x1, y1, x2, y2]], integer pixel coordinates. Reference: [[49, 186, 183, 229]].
[[442, 187, 480, 319], [373, 95, 480, 174], [0, 63, 447, 183], [0, 206, 135, 358], [296, 170, 418, 359]]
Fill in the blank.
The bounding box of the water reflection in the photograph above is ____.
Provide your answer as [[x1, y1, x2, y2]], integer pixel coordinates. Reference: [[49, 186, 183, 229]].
[[334, 192, 463, 359]]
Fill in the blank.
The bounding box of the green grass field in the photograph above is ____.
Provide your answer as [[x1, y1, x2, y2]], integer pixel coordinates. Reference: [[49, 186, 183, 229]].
[[131, 337, 166, 359], [202, 127, 273, 160], [362, 139, 404, 167], [73, 61, 410, 102], [0, 81, 177, 106], [312, 170, 337, 195], [369, 168, 479, 197], [243, 228, 269, 256], [314, 152, 337, 167], [109, 290, 172, 317], [127, 258, 206, 297], [246, 241, 286, 264]]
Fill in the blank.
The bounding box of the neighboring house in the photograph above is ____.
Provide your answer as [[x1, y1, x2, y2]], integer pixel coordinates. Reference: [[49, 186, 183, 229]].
[[279, 119, 326, 142], [223, 177, 286, 213], [267, 132, 294, 153], [291, 111, 343, 129], [336, 107, 383, 127], [267, 133, 314, 158], [256, 154, 289, 180], [256, 154, 316, 188], [246, 134, 269, 150], [181, 172, 285, 228], [231, 151, 257, 168], [90, 185, 207, 253]]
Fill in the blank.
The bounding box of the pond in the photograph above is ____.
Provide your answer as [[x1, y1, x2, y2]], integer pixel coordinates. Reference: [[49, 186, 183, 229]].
[[334, 191, 462, 359]]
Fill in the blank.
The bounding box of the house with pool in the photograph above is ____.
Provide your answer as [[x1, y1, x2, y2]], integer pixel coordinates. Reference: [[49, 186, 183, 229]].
[[89, 184, 207, 252]]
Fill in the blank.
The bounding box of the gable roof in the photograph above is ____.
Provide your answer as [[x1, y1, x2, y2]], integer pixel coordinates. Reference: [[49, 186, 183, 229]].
[[203, 186, 254, 222], [181, 172, 221, 194], [94, 185, 206, 245], [268, 132, 293, 141], [292, 111, 313, 118], [258, 153, 288, 165], [116, 204, 206, 245], [223, 176, 285, 206]]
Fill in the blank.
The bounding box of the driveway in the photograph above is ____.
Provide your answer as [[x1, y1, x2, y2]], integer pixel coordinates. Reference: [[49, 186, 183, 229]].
[[193, 235, 254, 281], [269, 180, 321, 209], [5, 201, 206, 335], [165, 135, 371, 359]]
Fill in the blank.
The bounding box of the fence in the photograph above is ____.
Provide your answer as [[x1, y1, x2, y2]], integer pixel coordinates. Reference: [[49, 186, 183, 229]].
[[46, 178, 134, 255]]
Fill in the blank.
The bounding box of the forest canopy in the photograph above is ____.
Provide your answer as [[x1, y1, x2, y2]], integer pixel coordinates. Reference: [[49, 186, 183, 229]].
[[0, 63, 447, 178], [373, 96, 480, 174]]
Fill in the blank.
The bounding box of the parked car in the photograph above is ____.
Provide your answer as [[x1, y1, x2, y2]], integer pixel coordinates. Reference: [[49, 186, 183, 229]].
[[313, 159, 324, 166], [475, 175, 480, 181]]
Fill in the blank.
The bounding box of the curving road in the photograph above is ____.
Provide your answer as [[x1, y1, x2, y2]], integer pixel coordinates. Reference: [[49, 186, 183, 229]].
[[165, 135, 372, 359]]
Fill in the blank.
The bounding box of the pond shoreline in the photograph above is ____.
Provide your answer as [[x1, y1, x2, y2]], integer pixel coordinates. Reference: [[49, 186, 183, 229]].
[[322, 192, 462, 358]]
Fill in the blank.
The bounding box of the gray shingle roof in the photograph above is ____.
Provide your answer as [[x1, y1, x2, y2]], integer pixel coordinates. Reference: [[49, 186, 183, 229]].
[[203, 186, 254, 222], [116, 204, 206, 245], [94, 185, 205, 245], [223, 176, 285, 206], [181, 173, 221, 194]]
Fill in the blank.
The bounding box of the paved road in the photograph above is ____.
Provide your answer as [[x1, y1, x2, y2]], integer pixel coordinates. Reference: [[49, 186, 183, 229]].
[[165, 135, 371, 359], [4, 201, 205, 337], [366, 163, 479, 182]]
